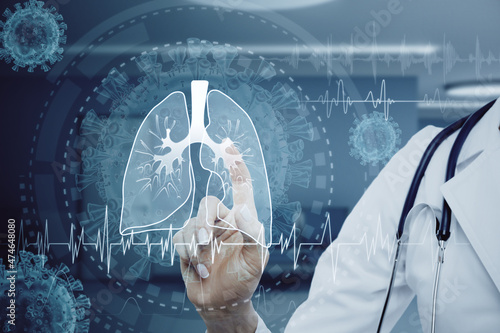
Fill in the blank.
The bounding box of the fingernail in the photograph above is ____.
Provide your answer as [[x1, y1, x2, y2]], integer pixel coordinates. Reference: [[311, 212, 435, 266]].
[[197, 264, 210, 278], [240, 205, 252, 222], [198, 228, 209, 244]]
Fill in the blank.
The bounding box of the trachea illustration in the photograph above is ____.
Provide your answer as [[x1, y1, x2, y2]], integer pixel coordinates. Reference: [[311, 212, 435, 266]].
[[120, 80, 272, 242]]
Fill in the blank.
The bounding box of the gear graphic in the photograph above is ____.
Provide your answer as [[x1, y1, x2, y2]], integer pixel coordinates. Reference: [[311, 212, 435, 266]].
[[348, 111, 402, 166], [0, 0, 67, 72]]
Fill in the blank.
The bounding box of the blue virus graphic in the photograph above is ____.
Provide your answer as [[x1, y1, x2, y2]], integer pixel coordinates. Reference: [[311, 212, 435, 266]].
[[0, 251, 90, 332], [348, 111, 402, 166], [0, 0, 67, 72], [76, 38, 314, 280]]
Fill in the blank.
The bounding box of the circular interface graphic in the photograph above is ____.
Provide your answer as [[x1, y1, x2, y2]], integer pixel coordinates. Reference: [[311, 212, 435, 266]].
[[20, 3, 364, 331]]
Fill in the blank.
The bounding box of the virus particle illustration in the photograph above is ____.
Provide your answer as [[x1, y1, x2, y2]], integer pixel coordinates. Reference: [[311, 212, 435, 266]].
[[0, 0, 67, 72], [0, 251, 90, 332], [76, 38, 314, 280], [348, 111, 402, 166]]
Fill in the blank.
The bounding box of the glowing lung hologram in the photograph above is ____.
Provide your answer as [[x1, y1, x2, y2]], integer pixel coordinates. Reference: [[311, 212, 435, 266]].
[[120, 81, 273, 243]]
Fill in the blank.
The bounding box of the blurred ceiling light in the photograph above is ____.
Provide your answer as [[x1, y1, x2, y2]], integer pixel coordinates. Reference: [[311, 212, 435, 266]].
[[63, 43, 439, 56], [224, 43, 439, 55], [418, 100, 487, 109], [188, 0, 336, 11], [327, 44, 439, 55], [446, 81, 500, 98]]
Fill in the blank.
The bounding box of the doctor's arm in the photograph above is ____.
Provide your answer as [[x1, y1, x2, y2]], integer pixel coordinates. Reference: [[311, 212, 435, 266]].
[[173, 145, 268, 333], [276, 126, 438, 333], [173, 126, 437, 332]]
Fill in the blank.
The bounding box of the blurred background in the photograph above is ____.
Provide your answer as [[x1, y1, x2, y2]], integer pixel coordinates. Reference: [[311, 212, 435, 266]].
[[1, 0, 499, 332]]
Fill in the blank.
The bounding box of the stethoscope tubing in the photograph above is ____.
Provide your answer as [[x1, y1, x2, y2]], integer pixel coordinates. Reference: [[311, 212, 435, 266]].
[[376, 100, 496, 333], [439, 100, 493, 241]]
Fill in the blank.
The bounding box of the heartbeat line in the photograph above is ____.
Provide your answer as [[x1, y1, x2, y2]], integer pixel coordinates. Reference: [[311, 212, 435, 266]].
[[304, 78, 394, 119], [20, 208, 178, 273], [303, 78, 487, 120], [20, 207, 340, 273], [273, 34, 500, 82], [17, 204, 469, 282], [18, 208, 346, 274], [93, 210, 462, 317]]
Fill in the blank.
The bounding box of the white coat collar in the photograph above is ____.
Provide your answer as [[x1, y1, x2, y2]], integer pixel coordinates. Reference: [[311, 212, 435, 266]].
[[440, 98, 500, 293], [454, 98, 500, 167]]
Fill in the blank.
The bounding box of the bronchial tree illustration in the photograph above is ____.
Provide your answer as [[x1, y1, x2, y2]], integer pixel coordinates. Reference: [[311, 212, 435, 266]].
[[120, 81, 273, 243], [76, 38, 315, 280]]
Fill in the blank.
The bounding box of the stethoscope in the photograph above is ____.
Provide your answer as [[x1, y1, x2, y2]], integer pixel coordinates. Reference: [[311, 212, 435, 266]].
[[376, 99, 496, 333]]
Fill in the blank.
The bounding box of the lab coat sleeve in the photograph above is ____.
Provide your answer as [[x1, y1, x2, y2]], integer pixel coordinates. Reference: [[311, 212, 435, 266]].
[[261, 125, 438, 333]]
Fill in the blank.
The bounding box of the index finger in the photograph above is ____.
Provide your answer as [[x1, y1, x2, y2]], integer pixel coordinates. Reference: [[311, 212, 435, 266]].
[[223, 143, 265, 245], [223, 143, 256, 211]]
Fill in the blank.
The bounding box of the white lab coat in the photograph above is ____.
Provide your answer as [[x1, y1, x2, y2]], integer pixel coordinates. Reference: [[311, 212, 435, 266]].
[[257, 99, 500, 332]]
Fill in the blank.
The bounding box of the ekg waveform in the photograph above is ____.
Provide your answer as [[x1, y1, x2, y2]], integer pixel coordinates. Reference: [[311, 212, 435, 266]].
[[304, 78, 394, 119], [304, 78, 485, 119], [17, 205, 460, 282], [19, 208, 340, 273], [276, 35, 498, 81]]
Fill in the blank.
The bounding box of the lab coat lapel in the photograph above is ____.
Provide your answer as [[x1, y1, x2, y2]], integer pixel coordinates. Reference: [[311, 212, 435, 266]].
[[440, 100, 500, 293]]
